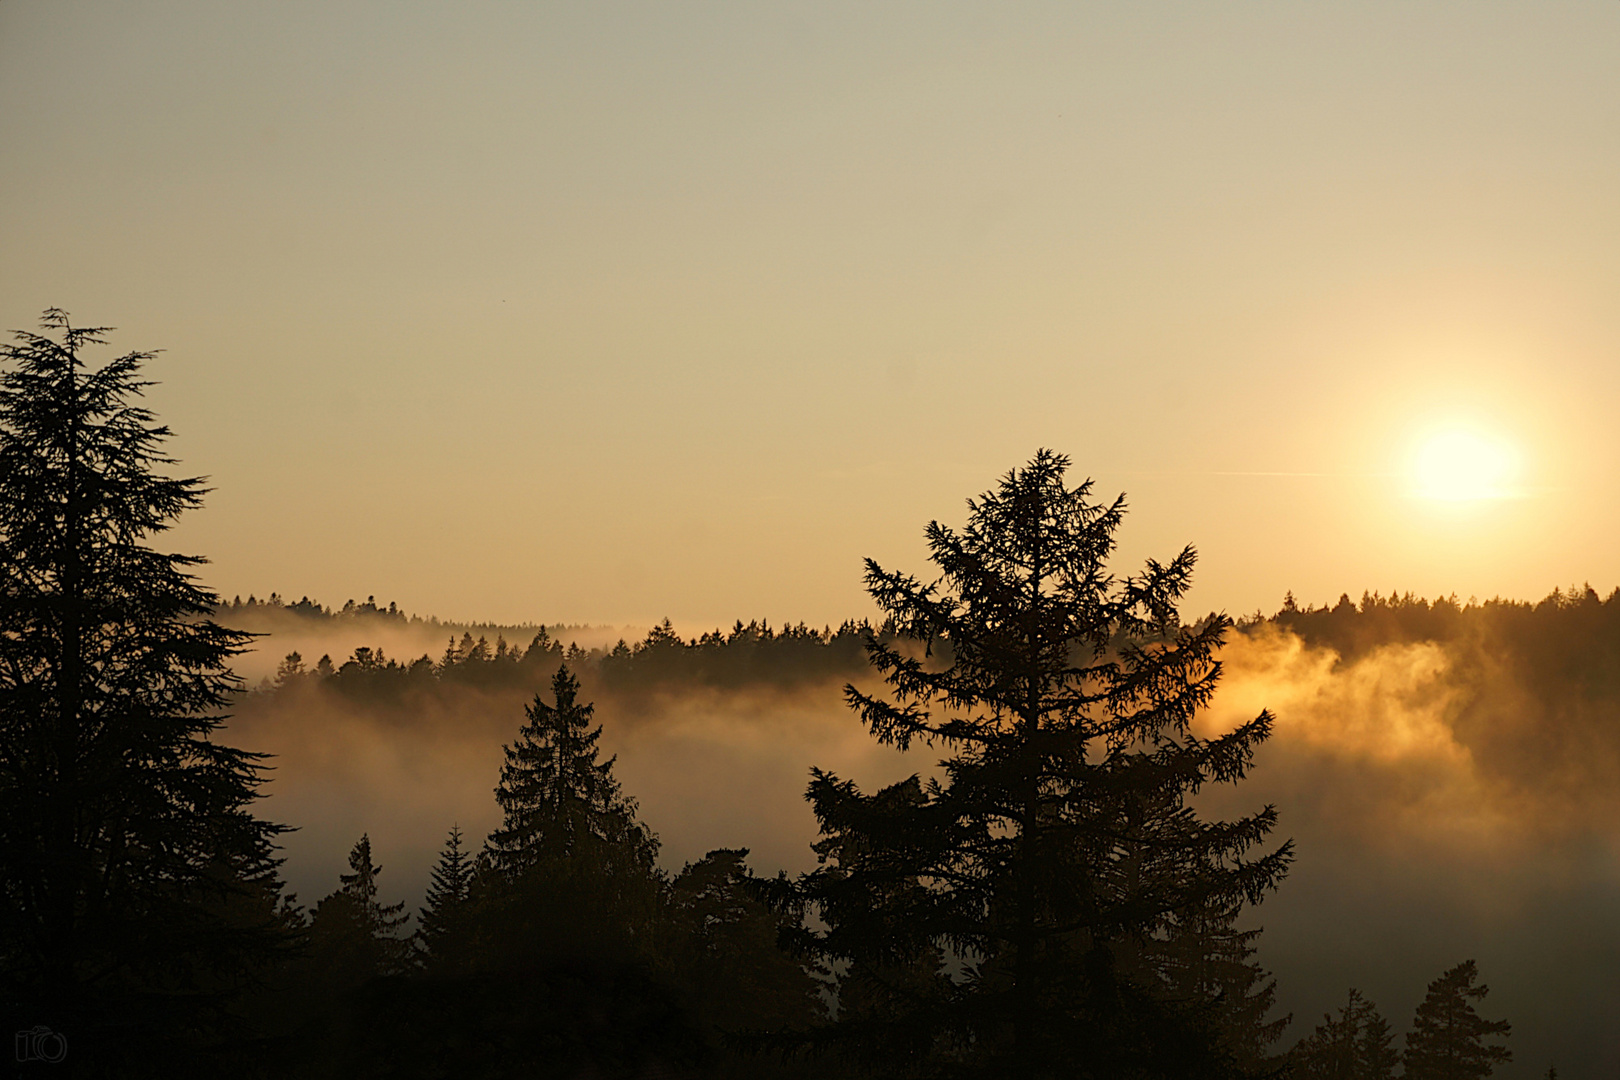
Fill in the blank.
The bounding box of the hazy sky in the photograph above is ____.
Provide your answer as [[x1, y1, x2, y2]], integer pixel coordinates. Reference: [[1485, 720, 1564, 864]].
[[4, 2, 1618, 627]]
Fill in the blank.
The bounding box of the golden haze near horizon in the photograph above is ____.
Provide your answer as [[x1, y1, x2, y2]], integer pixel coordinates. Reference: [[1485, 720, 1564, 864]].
[[2, 2, 1617, 626]]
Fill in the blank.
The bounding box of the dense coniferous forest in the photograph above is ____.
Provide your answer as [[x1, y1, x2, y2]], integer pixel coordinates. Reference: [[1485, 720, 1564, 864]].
[[229, 579, 1620, 709], [2, 316, 1594, 1076], [209, 586, 1618, 1077]]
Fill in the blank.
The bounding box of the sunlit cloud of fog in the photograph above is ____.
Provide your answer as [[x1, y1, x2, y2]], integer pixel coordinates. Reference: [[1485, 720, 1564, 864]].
[[222, 618, 1619, 1073]]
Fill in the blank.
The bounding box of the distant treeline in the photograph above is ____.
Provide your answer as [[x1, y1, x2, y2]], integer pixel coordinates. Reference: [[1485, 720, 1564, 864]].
[[224, 591, 553, 639], [1261, 585, 1620, 795], [254, 614, 895, 699], [246, 585, 1620, 828], [226, 586, 1548, 1075], [1267, 584, 1620, 678], [245, 583, 1620, 707]]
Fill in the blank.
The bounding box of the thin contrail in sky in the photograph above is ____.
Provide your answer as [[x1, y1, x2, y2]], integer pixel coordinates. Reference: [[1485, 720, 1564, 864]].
[[1210, 470, 1399, 478]]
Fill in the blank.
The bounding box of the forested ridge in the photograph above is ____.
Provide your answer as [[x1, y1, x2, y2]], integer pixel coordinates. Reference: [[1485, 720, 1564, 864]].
[[211, 606, 1608, 1076], [201, 586, 1611, 1077], [230, 581, 1620, 756], [225, 595, 886, 695]]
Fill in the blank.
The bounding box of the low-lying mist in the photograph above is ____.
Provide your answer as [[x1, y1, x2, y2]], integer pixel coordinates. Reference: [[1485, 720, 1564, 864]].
[[220, 592, 1620, 1076]]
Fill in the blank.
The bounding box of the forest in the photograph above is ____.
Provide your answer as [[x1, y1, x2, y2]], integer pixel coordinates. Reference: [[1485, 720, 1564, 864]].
[[1, 317, 1598, 1078], [211, 585, 1615, 1080]]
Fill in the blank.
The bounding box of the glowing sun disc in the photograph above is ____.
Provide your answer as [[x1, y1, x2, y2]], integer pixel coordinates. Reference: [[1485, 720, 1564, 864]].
[[1409, 430, 1519, 501]]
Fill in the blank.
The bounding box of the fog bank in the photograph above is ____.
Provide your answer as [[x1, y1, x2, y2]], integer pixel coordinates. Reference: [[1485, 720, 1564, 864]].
[[222, 607, 1620, 1076]]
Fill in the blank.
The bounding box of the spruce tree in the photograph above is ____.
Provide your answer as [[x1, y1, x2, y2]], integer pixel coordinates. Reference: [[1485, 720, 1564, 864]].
[[1290, 990, 1360, 1080], [479, 665, 661, 966], [666, 847, 828, 1067], [307, 834, 412, 983], [781, 450, 1292, 1079], [486, 664, 658, 878], [1403, 960, 1512, 1080], [0, 311, 285, 1067], [1358, 1003, 1401, 1080], [1139, 897, 1290, 1071], [416, 824, 474, 970]]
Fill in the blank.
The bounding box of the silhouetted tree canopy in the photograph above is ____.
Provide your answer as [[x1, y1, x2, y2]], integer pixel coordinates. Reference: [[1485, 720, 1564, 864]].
[[1403, 960, 1512, 1080], [485, 665, 659, 880], [1290, 988, 1399, 1080], [0, 311, 286, 1073], [305, 834, 413, 987], [771, 450, 1293, 1079], [12, 335, 1564, 1080], [415, 825, 474, 973]]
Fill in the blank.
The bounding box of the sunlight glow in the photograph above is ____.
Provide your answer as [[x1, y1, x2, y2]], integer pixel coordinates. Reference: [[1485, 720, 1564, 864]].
[[1409, 429, 1520, 502]]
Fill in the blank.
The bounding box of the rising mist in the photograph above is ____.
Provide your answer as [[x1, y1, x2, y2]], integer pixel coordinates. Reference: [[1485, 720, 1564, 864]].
[[219, 590, 1620, 1076]]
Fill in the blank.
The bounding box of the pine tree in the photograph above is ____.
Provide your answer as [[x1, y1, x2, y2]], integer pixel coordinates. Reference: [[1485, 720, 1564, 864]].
[[781, 450, 1292, 1079], [1403, 960, 1512, 1080], [1141, 897, 1290, 1072], [666, 848, 828, 1057], [1358, 1004, 1401, 1080], [0, 311, 285, 1066], [1290, 989, 1361, 1080], [521, 627, 561, 668], [337, 834, 410, 938], [274, 650, 307, 686]]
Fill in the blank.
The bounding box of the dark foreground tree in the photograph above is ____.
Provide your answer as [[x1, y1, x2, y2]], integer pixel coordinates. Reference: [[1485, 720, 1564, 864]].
[[1132, 893, 1290, 1072], [1403, 960, 1511, 1080], [477, 664, 664, 968], [486, 664, 660, 879], [0, 311, 286, 1072], [305, 834, 413, 986], [774, 450, 1293, 1079], [415, 824, 474, 972], [310, 670, 708, 1078], [1290, 988, 1399, 1080], [668, 849, 828, 1038]]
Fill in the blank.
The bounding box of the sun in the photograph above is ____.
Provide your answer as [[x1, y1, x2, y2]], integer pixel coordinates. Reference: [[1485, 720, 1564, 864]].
[[1408, 429, 1520, 502]]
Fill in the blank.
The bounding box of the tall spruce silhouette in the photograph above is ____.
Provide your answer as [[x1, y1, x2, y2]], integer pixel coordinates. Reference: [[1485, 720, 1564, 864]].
[[485, 664, 658, 877], [0, 311, 284, 1068], [1403, 961, 1512, 1080], [416, 824, 474, 970], [777, 450, 1292, 1079], [1133, 894, 1290, 1072], [477, 664, 662, 969]]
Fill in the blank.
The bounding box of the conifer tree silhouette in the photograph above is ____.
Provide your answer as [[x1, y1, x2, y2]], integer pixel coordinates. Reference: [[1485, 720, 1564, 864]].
[[1358, 1000, 1401, 1080], [308, 834, 413, 983], [667, 848, 828, 1039], [416, 824, 474, 969], [775, 450, 1292, 1079], [475, 665, 662, 969], [1136, 895, 1290, 1071], [1403, 960, 1512, 1080], [0, 311, 285, 1069], [485, 665, 658, 878], [1290, 988, 1399, 1080]]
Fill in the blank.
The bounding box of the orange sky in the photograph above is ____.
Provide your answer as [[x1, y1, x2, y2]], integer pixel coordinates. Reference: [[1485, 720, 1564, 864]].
[[3, 2, 1617, 628]]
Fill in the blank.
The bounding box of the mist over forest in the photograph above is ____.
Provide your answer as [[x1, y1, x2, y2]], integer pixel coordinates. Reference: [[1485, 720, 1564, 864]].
[[220, 586, 1620, 1077], [10, 1, 1620, 1073]]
